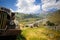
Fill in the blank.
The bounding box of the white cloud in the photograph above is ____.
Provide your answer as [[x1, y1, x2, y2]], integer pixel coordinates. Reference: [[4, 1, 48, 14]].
[[41, 0, 49, 3], [42, 0, 56, 3], [16, 0, 40, 13], [42, 0, 60, 11]]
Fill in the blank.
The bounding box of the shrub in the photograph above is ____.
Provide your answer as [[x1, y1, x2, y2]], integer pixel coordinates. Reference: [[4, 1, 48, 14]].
[[46, 21, 55, 26]]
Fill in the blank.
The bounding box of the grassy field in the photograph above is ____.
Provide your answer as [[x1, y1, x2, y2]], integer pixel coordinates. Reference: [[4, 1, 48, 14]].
[[16, 10, 60, 40], [17, 26, 60, 40]]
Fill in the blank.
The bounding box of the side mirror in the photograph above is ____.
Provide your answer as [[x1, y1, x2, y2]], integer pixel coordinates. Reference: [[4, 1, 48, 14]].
[[11, 12, 15, 20]]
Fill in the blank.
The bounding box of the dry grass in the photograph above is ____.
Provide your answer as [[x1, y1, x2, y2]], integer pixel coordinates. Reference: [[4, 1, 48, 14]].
[[18, 27, 60, 40]]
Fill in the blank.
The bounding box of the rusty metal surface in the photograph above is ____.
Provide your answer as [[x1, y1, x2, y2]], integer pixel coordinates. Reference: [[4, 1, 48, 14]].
[[0, 35, 17, 40], [0, 29, 21, 36], [0, 7, 21, 36]]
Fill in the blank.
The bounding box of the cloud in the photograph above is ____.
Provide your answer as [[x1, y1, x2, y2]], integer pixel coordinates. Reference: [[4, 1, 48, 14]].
[[42, 0, 60, 11], [16, 0, 40, 13]]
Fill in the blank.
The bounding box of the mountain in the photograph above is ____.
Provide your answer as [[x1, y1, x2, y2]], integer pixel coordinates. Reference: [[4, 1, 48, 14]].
[[47, 10, 60, 24], [15, 10, 60, 23], [15, 12, 41, 22]]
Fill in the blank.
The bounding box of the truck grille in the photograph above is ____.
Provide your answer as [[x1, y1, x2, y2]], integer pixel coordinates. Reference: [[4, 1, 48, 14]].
[[0, 11, 7, 29]]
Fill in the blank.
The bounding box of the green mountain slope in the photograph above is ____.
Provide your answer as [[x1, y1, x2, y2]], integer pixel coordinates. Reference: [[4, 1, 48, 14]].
[[47, 10, 60, 24]]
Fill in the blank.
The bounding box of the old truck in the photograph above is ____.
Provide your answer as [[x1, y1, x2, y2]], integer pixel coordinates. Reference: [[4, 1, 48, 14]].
[[0, 7, 21, 40]]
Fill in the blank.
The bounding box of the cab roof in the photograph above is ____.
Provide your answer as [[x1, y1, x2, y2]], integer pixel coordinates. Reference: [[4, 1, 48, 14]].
[[0, 6, 11, 13]]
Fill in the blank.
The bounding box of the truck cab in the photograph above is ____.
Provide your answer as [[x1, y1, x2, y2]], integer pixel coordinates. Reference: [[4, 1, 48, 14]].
[[0, 7, 21, 36]]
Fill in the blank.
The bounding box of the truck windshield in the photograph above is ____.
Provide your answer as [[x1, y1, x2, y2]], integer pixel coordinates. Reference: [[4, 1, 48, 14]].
[[0, 11, 7, 29]]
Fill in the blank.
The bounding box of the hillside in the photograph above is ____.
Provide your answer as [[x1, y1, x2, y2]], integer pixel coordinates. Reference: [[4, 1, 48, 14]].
[[16, 10, 60, 40], [17, 27, 60, 40], [47, 10, 60, 24], [15, 12, 48, 21], [15, 13, 45, 24]]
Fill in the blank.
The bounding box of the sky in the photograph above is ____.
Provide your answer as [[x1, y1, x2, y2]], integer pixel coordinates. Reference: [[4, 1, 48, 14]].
[[0, 0, 60, 13]]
